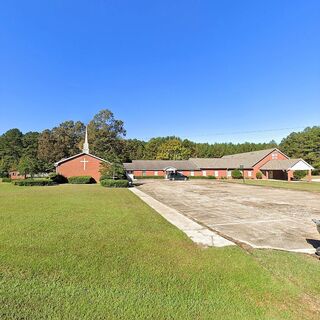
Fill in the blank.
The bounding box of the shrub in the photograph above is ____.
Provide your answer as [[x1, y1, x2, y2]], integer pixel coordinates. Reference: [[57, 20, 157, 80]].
[[293, 170, 307, 180], [100, 179, 129, 188], [2, 177, 12, 182], [49, 173, 68, 184], [68, 176, 95, 184], [220, 176, 227, 180], [231, 169, 243, 179], [13, 179, 56, 186], [256, 171, 263, 179]]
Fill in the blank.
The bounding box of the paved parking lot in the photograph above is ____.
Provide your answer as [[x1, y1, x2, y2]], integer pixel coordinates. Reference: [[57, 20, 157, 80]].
[[137, 180, 320, 253]]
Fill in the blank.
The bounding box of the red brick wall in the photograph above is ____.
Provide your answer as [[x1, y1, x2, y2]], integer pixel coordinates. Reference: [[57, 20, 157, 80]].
[[253, 150, 288, 178], [56, 154, 104, 182], [9, 171, 25, 180], [133, 170, 205, 177]]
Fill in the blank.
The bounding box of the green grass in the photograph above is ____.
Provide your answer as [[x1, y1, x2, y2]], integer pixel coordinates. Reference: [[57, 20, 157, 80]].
[[225, 179, 320, 193], [0, 183, 319, 319]]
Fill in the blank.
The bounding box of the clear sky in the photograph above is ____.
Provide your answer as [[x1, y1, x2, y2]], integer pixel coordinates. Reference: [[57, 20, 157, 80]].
[[0, 0, 319, 143]]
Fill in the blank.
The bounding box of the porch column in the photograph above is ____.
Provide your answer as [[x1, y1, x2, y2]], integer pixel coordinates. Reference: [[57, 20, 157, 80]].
[[287, 170, 293, 182], [307, 169, 312, 182], [265, 171, 269, 180]]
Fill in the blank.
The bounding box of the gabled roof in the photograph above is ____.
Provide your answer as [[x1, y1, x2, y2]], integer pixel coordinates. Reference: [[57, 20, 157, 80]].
[[260, 159, 314, 171], [221, 148, 288, 167], [123, 160, 198, 171], [123, 149, 297, 171], [54, 152, 109, 166], [189, 149, 286, 169]]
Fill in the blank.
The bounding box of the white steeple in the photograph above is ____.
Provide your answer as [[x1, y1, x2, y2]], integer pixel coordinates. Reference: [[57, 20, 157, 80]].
[[82, 126, 89, 154]]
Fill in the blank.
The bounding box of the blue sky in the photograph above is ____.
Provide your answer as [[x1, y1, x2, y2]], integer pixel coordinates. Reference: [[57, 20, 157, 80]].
[[0, 0, 319, 143]]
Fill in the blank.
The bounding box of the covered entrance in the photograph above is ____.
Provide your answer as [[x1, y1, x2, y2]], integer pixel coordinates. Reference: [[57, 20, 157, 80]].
[[163, 166, 177, 180], [260, 159, 314, 181]]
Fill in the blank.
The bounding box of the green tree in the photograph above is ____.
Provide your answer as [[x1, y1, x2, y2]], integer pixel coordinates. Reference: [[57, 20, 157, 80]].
[[37, 121, 85, 171], [156, 139, 191, 160], [22, 132, 39, 158], [0, 129, 23, 164], [88, 109, 126, 162], [17, 156, 38, 178], [123, 139, 146, 162], [99, 161, 126, 180], [280, 127, 320, 169]]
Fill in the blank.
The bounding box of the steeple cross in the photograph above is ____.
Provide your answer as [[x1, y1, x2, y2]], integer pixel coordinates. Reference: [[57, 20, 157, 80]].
[[80, 158, 89, 170]]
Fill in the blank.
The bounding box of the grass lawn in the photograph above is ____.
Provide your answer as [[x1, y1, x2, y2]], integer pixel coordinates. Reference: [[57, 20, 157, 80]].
[[225, 178, 320, 193], [0, 183, 319, 319]]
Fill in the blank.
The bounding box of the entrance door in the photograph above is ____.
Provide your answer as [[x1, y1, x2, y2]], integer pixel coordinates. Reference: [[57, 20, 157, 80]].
[[269, 171, 273, 179]]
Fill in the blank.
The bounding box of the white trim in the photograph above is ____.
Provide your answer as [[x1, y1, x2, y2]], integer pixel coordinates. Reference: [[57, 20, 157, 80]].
[[55, 152, 109, 166], [252, 148, 289, 167], [289, 159, 314, 171], [163, 166, 177, 172]]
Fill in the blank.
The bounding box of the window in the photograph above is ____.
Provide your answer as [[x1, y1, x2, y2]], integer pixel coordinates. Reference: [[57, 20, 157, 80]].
[[215, 171, 219, 177], [142, 170, 146, 176], [202, 170, 207, 176], [154, 171, 158, 176], [271, 153, 278, 159], [248, 171, 252, 177], [190, 171, 194, 176]]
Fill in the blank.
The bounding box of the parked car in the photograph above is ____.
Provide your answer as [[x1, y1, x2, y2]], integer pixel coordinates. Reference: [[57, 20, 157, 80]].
[[168, 172, 188, 181]]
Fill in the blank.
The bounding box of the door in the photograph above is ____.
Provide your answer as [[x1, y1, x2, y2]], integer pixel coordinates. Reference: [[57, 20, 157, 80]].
[[269, 171, 273, 179]]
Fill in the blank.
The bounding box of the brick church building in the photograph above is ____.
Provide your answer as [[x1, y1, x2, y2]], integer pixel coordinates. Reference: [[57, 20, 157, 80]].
[[55, 128, 109, 182], [124, 148, 314, 182]]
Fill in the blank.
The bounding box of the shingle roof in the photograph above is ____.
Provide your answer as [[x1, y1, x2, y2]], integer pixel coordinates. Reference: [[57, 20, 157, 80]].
[[221, 148, 284, 167], [124, 149, 291, 171], [123, 160, 198, 171], [189, 149, 284, 169], [260, 159, 302, 170], [189, 158, 254, 169]]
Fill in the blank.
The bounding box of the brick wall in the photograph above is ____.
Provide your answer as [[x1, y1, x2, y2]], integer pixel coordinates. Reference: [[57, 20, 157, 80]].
[[56, 154, 104, 182]]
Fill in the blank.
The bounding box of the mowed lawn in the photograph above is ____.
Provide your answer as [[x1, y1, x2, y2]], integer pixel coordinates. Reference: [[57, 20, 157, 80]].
[[0, 183, 319, 319]]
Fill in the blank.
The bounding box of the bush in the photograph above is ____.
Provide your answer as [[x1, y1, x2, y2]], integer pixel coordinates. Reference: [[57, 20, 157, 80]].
[[231, 169, 243, 179], [293, 170, 307, 180], [2, 177, 12, 182], [100, 179, 129, 188], [13, 179, 56, 186], [68, 176, 95, 184], [49, 173, 68, 184], [256, 171, 263, 179]]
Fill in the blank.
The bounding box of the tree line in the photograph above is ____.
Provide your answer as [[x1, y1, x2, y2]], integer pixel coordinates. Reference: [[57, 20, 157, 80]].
[[0, 109, 319, 177]]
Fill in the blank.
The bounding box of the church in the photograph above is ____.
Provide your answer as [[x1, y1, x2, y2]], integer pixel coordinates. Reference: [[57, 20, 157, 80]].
[[55, 128, 109, 182]]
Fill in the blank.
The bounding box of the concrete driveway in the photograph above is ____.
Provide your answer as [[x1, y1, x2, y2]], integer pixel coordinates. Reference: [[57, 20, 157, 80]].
[[137, 180, 320, 253]]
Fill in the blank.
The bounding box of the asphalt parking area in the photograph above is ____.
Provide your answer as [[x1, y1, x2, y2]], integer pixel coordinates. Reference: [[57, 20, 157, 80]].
[[137, 180, 320, 253]]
